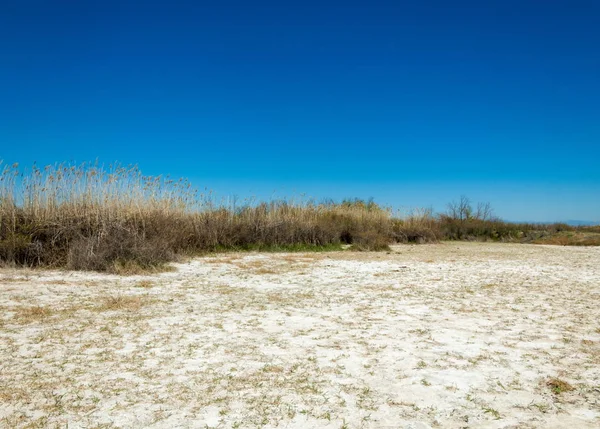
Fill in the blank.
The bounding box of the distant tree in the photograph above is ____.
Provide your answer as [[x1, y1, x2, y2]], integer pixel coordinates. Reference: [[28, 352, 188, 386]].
[[446, 195, 472, 222], [475, 201, 494, 221], [446, 196, 495, 221]]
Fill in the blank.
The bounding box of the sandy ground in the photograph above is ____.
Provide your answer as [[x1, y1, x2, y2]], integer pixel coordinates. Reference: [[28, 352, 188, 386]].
[[1, 242, 599, 429]]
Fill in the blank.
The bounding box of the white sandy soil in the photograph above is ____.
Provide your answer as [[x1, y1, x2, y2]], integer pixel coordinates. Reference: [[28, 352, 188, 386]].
[[1, 242, 599, 428]]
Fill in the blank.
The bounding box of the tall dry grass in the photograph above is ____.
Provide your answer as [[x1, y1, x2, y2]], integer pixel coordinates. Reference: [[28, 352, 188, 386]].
[[391, 208, 442, 243], [2, 162, 596, 272], [0, 162, 394, 271]]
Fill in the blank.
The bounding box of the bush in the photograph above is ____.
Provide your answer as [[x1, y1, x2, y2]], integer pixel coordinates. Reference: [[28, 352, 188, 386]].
[[350, 229, 391, 251], [392, 208, 441, 243], [66, 226, 175, 272]]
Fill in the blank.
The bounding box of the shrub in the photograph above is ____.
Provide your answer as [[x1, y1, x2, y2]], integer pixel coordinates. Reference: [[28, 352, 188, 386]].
[[392, 208, 441, 243]]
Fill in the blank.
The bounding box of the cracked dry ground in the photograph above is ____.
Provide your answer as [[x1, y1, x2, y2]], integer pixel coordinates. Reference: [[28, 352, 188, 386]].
[[1, 242, 599, 428]]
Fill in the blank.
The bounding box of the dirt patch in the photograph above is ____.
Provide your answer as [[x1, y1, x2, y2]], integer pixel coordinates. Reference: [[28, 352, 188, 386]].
[[1, 242, 599, 428]]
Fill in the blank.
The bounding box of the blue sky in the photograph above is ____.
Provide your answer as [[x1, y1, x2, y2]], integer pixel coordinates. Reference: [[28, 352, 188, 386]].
[[1, 1, 599, 222]]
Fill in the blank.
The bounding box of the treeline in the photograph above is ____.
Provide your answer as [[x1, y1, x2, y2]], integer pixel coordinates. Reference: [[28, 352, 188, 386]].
[[394, 196, 599, 244], [0, 162, 597, 272]]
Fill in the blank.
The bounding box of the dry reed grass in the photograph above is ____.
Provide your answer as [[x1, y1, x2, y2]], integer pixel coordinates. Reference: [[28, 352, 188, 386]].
[[0, 162, 397, 271], [1, 162, 596, 272]]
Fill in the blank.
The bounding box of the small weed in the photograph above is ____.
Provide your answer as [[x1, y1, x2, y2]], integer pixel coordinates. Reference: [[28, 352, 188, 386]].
[[546, 377, 574, 394], [135, 280, 155, 288], [319, 411, 331, 421], [97, 295, 146, 312], [483, 407, 501, 419], [532, 402, 550, 413]]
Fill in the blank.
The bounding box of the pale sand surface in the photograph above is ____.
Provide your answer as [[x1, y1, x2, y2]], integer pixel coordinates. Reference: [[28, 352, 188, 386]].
[[1, 242, 599, 428]]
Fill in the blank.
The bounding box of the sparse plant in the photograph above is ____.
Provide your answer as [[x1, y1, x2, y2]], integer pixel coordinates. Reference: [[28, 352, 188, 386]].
[[97, 295, 145, 312], [546, 377, 574, 394], [135, 280, 155, 288], [483, 407, 501, 419]]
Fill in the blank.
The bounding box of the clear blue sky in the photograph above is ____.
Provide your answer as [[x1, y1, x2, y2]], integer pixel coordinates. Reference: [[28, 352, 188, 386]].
[[1, 1, 599, 222]]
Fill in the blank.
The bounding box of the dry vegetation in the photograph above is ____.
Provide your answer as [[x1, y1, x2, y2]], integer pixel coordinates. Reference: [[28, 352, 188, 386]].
[[0, 162, 598, 273], [532, 231, 600, 246], [0, 162, 391, 272]]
